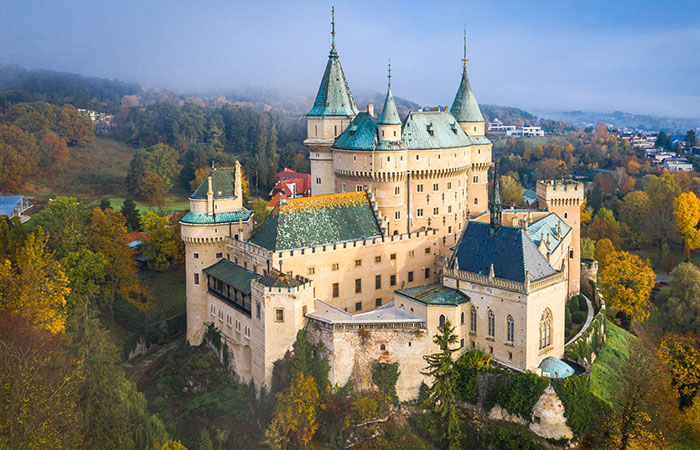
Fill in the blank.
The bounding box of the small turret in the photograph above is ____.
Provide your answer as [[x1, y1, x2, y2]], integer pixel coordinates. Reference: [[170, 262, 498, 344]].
[[378, 61, 401, 142], [489, 164, 502, 235], [451, 28, 485, 136]]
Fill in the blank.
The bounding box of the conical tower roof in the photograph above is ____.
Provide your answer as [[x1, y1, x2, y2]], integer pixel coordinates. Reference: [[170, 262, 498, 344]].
[[378, 62, 401, 125], [450, 30, 484, 123], [307, 8, 359, 117]]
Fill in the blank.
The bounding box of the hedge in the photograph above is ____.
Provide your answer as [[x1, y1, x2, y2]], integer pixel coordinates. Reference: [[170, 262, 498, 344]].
[[572, 310, 587, 324]]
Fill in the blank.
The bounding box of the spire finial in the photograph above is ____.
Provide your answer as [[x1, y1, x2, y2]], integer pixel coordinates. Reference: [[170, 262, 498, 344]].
[[387, 58, 391, 88], [331, 5, 336, 49], [490, 162, 502, 234], [461, 25, 469, 74]]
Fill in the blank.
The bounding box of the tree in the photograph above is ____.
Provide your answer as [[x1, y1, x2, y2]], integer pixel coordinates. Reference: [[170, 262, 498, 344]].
[[686, 130, 697, 149], [265, 373, 320, 449], [581, 237, 595, 260], [189, 166, 210, 192], [0, 227, 70, 333], [99, 198, 112, 210], [41, 131, 70, 167], [121, 198, 141, 232], [141, 211, 181, 272], [0, 123, 39, 191], [251, 198, 271, 228], [644, 174, 681, 256], [422, 319, 461, 450], [499, 175, 523, 206], [666, 263, 700, 333], [127, 143, 182, 200], [589, 183, 603, 212], [580, 198, 592, 226], [619, 191, 651, 248], [587, 208, 622, 247], [658, 333, 700, 407], [674, 192, 700, 261], [32, 196, 90, 259], [139, 170, 167, 205], [598, 250, 655, 323], [198, 429, 213, 450], [155, 441, 187, 450], [655, 131, 668, 149]]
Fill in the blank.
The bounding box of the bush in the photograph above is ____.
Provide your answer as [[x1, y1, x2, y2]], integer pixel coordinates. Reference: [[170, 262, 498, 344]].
[[114, 295, 146, 332], [572, 310, 587, 324], [454, 359, 478, 404], [565, 307, 573, 330], [372, 362, 400, 404], [578, 296, 588, 312], [494, 372, 549, 420]]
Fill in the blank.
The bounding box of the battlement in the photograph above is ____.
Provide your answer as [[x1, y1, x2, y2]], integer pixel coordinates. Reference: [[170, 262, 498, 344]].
[[536, 180, 584, 207]]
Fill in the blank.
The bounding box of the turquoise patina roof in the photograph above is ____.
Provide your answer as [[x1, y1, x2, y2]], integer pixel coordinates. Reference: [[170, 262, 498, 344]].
[[333, 111, 490, 152], [396, 284, 470, 306], [248, 192, 382, 251], [528, 213, 572, 255], [451, 71, 484, 123], [539, 357, 574, 379], [378, 86, 401, 125], [203, 259, 260, 295], [180, 208, 251, 224], [307, 47, 359, 117], [191, 168, 238, 200]]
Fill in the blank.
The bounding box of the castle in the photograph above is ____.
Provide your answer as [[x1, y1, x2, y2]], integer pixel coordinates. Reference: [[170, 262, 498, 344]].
[[180, 16, 584, 400]]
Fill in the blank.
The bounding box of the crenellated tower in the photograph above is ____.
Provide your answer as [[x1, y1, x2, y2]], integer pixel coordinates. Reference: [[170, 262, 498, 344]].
[[305, 7, 359, 196]]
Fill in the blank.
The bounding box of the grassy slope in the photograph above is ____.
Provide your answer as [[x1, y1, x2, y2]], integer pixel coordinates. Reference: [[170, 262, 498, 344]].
[[140, 265, 187, 322], [590, 319, 639, 406]]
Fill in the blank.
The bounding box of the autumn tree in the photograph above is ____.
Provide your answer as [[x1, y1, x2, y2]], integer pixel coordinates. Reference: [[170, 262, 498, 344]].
[[141, 211, 181, 272], [666, 263, 700, 333], [0, 123, 39, 191], [581, 237, 595, 260], [587, 208, 622, 247], [41, 131, 70, 167], [499, 174, 523, 206], [598, 250, 655, 323], [658, 333, 700, 407], [127, 143, 182, 200], [189, 166, 210, 192], [139, 170, 167, 205], [644, 174, 681, 257], [265, 372, 321, 449], [580, 198, 592, 226], [251, 198, 271, 228], [422, 319, 461, 450], [674, 192, 700, 261], [619, 190, 651, 249]]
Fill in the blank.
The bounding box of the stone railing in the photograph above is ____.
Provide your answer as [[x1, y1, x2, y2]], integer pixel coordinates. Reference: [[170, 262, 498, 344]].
[[444, 267, 565, 294], [564, 293, 607, 370]]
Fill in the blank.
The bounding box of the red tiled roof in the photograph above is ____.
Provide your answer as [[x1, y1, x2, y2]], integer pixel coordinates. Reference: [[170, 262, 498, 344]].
[[126, 231, 149, 243], [272, 169, 311, 198], [268, 192, 289, 207]]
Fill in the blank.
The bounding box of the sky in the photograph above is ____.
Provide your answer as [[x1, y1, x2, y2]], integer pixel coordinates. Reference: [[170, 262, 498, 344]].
[[2, 0, 699, 118]]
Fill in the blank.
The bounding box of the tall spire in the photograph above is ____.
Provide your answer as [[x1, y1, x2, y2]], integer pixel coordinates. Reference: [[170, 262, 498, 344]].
[[331, 5, 336, 49], [379, 59, 401, 126], [451, 28, 484, 124], [307, 6, 359, 117], [490, 163, 502, 234]]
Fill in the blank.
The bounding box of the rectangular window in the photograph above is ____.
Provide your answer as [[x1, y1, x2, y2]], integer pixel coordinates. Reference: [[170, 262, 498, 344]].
[[433, 183, 439, 192], [417, 208, 424, 217], [408, 271, 414, 282], [425, 268, 430, 279], [332, 263, 339, 271], [448, 226, 452, 233], [355, 259, 362, 267], [332, 283, 339, 298], [375, 275, 381, 289], [394, 211, 400, 220], [390, 253, 396, 260], [342, 182, 346, 192], [408, 250, 414, 257], [355, 279, 362, 294], [376, 298, 382, 307], [194, 273, 199, 285], [193, 252, 199, 259], [216, 252, 223, 259], [417, 184, 424, 193], [433, 207, 439, 216], [448, 205, 452, 213], [447, 182, 452, 190], [256, 302, 261, 319], [390, 274, 397, 286], [356, 185, 363, 192], [460, 338, 465, 348], [569, 249, 574, 259], [275, 308, 284, 322], [425, 247, 431, 254], [375, 256, 381, 263], [473, 176, 478, 183], [394, 186, 400, 195], [308, 267, 315, 275], [316, 177, 321, 184], [355, 302, 362, 312]]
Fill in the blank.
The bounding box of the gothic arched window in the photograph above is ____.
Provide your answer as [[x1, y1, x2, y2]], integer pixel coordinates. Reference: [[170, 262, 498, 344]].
[[439, 314, 446, 327], [461, 312, 465, 325], [507, 315, 514, 342], [539, 308, 552, 349], [488, 310, 495, 338], [470, 307, 477, 333]]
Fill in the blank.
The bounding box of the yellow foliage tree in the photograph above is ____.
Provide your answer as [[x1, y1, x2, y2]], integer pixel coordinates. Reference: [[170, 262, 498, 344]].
[[499, 175, 523, 206], [674, 192, 700, 261], [265, 373, 321, 448], [580, 198, 592, 226], [594, 238, 616, 267], [0, 227, 70, 333], [154, 440, 187, 450], [598, 250, 655, 322], [188, 167, 210, 192], [658, 333, 700, 406]]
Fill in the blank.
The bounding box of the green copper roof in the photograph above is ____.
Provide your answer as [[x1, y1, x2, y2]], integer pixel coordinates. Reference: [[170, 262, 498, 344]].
[[333, 111, 490, 152], [451, 71, 484, 123], [248, 192, 382, 251], [395, 284, 470, 306], [203, 259, 260, 295], [378, 86, 401, 125], [190, 168, 238, 200], [528, 213, 572, 255], [307, 48, 359, 117], [180, 208, 251, 224]]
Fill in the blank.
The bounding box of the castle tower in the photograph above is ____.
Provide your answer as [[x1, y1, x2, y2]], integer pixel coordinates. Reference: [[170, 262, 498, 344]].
[[536, 180, 584, 296], [377, 62, 401, 142], [451, 29, 490, 216], [305, 7, 359, 196], [180, 162, 254, 345]]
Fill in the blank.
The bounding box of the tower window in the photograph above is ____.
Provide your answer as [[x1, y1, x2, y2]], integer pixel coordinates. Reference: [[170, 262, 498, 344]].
[[355, 302, 362, 311], [417, 208, 424, 217], [393, 131, 397, 137], [332, 283, 339, 298], [417, 184, 424, 193], [488, 311, 495, 337], [564, 212, 569, 219], [193, 252, 199, 259], [194, 273, 199, 285], [355, 278, 362, 294], [394, 186, 400, 195], [474, 198, 478, 205], [395, 211, 400, 220], [439, 314, 445, 326], [275, 308, 285, 323], [425, 268, 430, 279], [375, 275, 381, 289], [316, 177, 321, 184]]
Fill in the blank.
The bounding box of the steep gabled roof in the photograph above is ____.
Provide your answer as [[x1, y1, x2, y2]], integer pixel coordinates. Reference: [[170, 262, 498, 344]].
[[307, 47, 359, 117], [452, 221, 557, 283], [528, 213, 572, 255], [190, 168, 237, 200], [248, 192, 382, 251], [451, 71, 484, 123]]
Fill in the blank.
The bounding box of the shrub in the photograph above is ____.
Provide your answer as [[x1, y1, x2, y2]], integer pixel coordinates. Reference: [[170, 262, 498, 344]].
[[494, 372, 549, 420], [114, 295, 146, 332], [578, 296, 588, 312], [454, 359, 478, 404], [565, 307, 573, 330], [372, 361, 400, 404], [552, 375, 594, 436], [459, 349, 491, 370], [572, 310, 587, 324]]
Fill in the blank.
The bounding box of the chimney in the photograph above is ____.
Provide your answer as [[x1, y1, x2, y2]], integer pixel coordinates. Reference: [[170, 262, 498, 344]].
[[444, 106, 449, 112], [207, 176, 214, 216], [367, 103, 374, 117]]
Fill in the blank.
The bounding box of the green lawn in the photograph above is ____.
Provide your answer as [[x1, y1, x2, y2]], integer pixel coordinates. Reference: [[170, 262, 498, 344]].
[[590, 319, 639, 406], [106, 197, 190, 216]]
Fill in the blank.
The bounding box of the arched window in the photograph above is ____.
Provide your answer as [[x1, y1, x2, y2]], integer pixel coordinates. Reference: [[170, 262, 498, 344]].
[[470, 307, 477, 333], [380, 344, 386, 351], [507, 315, 514, 342], [439, 315, 446, 327], [461, 312, 465, 324], [488, 311, 495, 337], [539, 309, 552, 349]]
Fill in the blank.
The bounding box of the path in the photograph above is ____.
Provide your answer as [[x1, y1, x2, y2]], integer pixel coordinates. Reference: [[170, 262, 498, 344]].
[[565, 293, 595, 346], [127, 341, 178, 386]]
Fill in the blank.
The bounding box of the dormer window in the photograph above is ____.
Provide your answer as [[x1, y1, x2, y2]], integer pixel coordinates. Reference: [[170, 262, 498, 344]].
[[427, 123, 434, 136]]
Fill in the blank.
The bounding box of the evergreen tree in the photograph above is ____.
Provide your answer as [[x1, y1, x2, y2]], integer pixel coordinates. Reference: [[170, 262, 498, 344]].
[[121, 198, 141, 232], [686, 129, 697, 148], [198, 429, 214, 450], [422, 319, 461, 450], [99, 198, 112, 210], [655, 131, 668, 149], [589, 183, 603, 213]]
